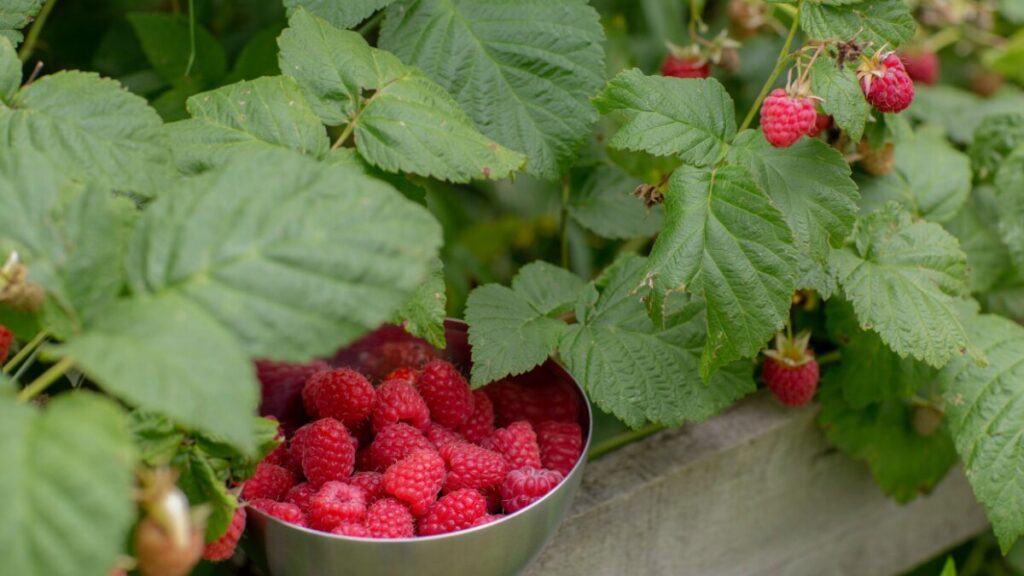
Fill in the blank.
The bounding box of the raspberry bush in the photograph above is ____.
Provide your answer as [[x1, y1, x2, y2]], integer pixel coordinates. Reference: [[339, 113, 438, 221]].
[[0, 0, 1023, 573]]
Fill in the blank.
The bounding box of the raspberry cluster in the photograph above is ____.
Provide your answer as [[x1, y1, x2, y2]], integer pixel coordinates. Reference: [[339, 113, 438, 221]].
[[246, 341, 585, 539]]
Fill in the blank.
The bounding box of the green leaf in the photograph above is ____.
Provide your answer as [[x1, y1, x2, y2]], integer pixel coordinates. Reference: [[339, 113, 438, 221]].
[[0, 0, 42, 46], [226, 24, 284, 83], [939, 314, 1024, 552], [645, 164, 797, 377], [129, 412, 186, 466], [0, 36, 19, 102], [126, 150, 442, 362], [942, 194, 1011, 294], [167, 76, 330, 173], [559, 255, 755, 427], [396, 257, 447, 349], [127, 12, 227, 90], [283, 0, 395, 29], [178, 449, 238, 542], [593, 70, 736, 167], [0, 392, 135, 576], [968, 113, 1024, 181], [818, 379, 958, 503], [831, 203, 970, 368], [940, 557, 957, 576], [800, 0, 915, 48], [0, 71, 175, 197], [278, 9, 524, 182], [568, 163, 663, 239], [56, 293, 260, 453], [857, 133, 971, 224], [910, 86, 1024, 144], [728, 130, 859, 297], [379, 0, 605, 179], [810, 57, 870, 142], [995, 147, 1024, 271], [466, 261, 585, 387]]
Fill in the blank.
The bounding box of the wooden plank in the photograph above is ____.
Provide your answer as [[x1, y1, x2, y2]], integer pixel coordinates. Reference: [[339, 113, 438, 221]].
[[527, 393, 988, 576]]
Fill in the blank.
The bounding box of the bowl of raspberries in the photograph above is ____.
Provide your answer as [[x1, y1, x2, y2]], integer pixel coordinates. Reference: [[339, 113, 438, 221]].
[[246, 320, 592, 576]]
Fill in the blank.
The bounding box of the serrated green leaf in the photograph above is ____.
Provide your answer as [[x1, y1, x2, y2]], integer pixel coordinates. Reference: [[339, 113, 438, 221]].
[[278, 9, 524, 182], [466, 261, 584, 386], [831, 203, 970, 368], [568, 163, 663, 239], [396, 257, 447, 349], [728, 130, 859, 297], [940, 314, 1024, 552], [968, 113, 1024, 181], [943, 195, 1011, 294], [645, 164, 798, 377], [127, 12, 226, 90], [857, 133, 971, 223], [594, 70, 736, 167], [995, 147, 1024, 271], [0, 392, 135, 576], [800, 0, 915, 48], [379, 0, 605, 179], [0, 36, 19, 102], [56, 293, 259, 453], [283, 0, 395, 29], [178, 449, 237, 542], [560, 255, 754, 427], [0, 71, 176, 197], [910, 86, 1024, 144], [0, 0, 42, 46], [126, 150, 442, 362], [811, 57, 869, 142], [129, 412, 186, 466], [818, 379, 958, 503], [167, 76, 330, 173]]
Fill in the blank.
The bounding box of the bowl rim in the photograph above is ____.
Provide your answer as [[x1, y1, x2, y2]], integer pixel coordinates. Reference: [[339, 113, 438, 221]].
[[250, 319, 594, 543]]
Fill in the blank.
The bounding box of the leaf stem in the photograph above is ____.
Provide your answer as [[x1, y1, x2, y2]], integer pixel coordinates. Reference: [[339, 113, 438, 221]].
[[2, 330, 48, 374], [18, 0, 59, 62], [332, 122, 357, 151], [560, 176, 571, 269], [357, 10, 386, 37], [184, 0, 196, 78], [588, 423, 665, 460], [816, 350, 841, 366], [17, 357, 73, 402], [739, 0, 802, 132]]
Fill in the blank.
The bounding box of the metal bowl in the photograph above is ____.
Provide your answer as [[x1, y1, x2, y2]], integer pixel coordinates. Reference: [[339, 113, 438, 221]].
[[248, 320, 593, 576]]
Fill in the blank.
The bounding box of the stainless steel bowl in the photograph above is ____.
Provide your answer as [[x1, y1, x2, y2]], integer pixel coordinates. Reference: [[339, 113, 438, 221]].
[[248, 320, 593, 576]]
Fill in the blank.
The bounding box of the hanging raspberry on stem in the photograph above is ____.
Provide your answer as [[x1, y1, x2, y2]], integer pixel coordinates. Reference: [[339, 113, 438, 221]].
[[761, 329, 820, 407], [857, 48, 915, 113], [759, 46, 825, 148]]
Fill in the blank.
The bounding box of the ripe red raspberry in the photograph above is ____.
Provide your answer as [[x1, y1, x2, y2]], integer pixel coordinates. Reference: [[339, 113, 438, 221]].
[[242, 462, 296, 502], [440, 442, 510, 493], [470, 513, 504, 528], [263, 442, 290, 467], [762, 331, 820, 406], [500, 467, 564, 513], [457, 390, 495, 444], [808, 112, 832, 137], [302, 418, 356, 487], [485, 376, 580, 427], [660, 54, 710, 79], [360, 340, 437, 381], [426, 423, 464, 449], [760, 88, 818, 148], [385, 367, 419, 383], [287, 423, 311, 476], [366, 498, 416, 538], [536, 421, 583, 477], [256, 359, 328, 433], [482, 421, 542, 469], [284, 482, 317, 513], [382, 449, 446, 517], [202, 506, 246, 562], [372, 380, 431, 432], [0, 325, 13, 363], [308, 482, 368, 531], [858, 52, 915, 113], [302, 368, 376, 427], [367, 423, 435, 471], [900, 50, 938, 85], [331, 522, 370, 537], [417, 360, 474, 428], [350, 471, 385, 503], [250, 499, 306, 526], [419, 489, 488, 536]]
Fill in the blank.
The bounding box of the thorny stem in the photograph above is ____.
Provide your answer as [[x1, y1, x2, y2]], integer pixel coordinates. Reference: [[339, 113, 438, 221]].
[[3, 331, 48, 374], [17, 357, 73, 403], [739, 0, 802, 132], [589, 423, 666, 460], [559, 177, 571, 269], [18, 0, 59, 62]]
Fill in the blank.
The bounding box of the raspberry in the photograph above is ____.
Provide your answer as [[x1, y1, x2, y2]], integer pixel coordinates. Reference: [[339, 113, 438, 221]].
[[762, 331, 819, 406], [480, 486, 502, 513], [331, 522, 370, 537], [256, 359, 328, 433], [808, 112, 832, 137], [284, 482, 317, 513], [135, 517, 203, 576], [372, 380, 431, 432], [660, 54, 709, 79], [457, 390, 495, 444], [382, 449, 446, 517], [202, 506, 246, 562], [301, 418, 356, 487], [486, 376, 580, 427], [263, 442, 290, 467], [247, 498, 278, 514], [366, 498, 416, 538], [760, 88, 817, 148], [242, 462, 296, 502], [302, 368, 376, 427], [500, 467, 564, 513], [367, 423, 435, 471], [426, 423, 464, 449], [417, 360, 474, 428], [470, 513, 504, 528], [900, 50, 938, 85], [250, 500, 306, 526], [536, 421, 583, 477], [440, 442, 510, 493], [385, 367, 419, 383], [350, 471, 385, 502], [419, 489, 487, 536], [0, 325, 13, 363], [308, 482, 368, 531], [858, 52, 915, 113], [483, 421, 542, 470], [360, 340, 437, 381]]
